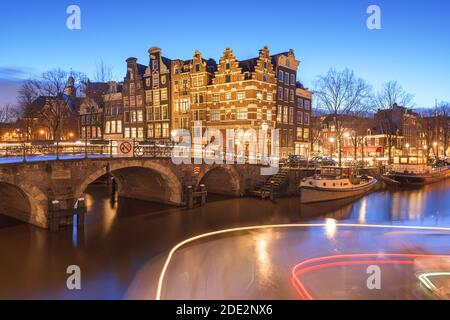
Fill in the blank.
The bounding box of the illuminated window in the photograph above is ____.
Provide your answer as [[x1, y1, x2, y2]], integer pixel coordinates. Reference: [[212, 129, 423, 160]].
[[137, 110, 143, 122], [303, 128, 310, 139], [257, 109, 262, 120], [237, 91, 246, 100], [146, 90, 152, 102], [155, 123, 162, 137], [289, 107, 294, 124], [154, 106, 161, 120], [211, 110, 221, 121], [256, 92, 263, 100], [236, 108, 247, 120], [161, 105, 169, 120], [162, 123, 169, 138], [147, 124, 154, 138], [161, 88, 168, 101]]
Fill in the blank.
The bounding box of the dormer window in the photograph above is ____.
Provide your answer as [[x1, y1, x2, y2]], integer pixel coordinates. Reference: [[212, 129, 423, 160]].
[[226, 63, 230, 70]]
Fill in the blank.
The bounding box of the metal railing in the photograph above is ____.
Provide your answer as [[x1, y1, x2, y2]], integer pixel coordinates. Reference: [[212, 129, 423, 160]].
[[0, 140, 174, 164]]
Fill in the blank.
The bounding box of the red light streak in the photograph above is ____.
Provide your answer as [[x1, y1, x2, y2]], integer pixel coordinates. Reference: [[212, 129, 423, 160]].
[[291, 253, 450, 300]]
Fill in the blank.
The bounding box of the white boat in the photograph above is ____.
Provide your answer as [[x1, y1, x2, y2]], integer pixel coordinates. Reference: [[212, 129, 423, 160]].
[[300, 167, 378, 204]]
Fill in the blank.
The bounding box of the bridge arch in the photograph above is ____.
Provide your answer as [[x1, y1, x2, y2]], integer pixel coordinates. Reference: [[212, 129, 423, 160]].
[[74, 160, 184, 206], [198, 165, 242, 196], [0, 179, 48, 228]]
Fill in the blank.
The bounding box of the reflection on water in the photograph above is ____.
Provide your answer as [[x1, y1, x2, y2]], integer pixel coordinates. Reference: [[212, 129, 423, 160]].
[[0, 178, 449, 299]]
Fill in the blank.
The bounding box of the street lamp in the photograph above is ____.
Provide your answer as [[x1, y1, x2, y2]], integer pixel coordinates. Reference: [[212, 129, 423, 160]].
[[329, 137, 335, 158], [433, 141, 438, 159]]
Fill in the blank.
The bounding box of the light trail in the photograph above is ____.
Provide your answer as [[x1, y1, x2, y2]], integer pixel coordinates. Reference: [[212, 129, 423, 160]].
[[291, 254, 450, 300], [418, 272, 450, 292], [155, 223, 450, 300]]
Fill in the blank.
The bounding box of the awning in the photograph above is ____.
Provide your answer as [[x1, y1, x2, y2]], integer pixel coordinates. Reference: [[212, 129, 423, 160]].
[[343, 146, 383, 153]]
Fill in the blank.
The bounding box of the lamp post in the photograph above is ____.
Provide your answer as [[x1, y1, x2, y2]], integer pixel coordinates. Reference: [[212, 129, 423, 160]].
[[433, 141, 438, 159], [329, 137, 336, 159]]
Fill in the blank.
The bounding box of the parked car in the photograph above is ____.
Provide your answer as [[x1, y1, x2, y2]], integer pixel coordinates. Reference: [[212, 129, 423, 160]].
[[309, 156, 337, 166], [283, 155, 308, 167]]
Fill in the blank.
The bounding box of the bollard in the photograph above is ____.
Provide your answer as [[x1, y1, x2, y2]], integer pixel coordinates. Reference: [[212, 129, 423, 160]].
[[75, 197, 86, 228], [187, 186, 194, 209], [50, 200, 61, 232], [270, 180, 275, 201], [22, 143, 27, 163], [200, 184, 207, 206]]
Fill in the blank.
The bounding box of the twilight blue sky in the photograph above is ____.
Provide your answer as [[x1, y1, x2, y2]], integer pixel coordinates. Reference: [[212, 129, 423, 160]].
[[0, 0, 449, 107]]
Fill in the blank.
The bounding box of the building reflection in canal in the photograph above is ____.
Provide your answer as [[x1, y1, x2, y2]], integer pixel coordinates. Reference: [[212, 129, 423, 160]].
[[0, 178, 450, 299]]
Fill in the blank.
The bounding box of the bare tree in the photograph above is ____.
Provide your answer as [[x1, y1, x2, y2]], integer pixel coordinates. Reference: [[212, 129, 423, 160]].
[[310, 114, 324, 156], [313, 68, 372, 166], [19, 69, 86, 140], [82, 61, 114, 139], [373, 81, 414, 164], [0, 103, 19, 123], [345, 115, 370, 164], [93, 61, 113, 83], [438, 102, 450, 157]]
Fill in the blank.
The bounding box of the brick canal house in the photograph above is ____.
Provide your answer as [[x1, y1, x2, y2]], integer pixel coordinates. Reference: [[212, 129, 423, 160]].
[[122, 57, 147, 140], [144, 47, 172, 142], [103, 81, 124, 140], [77, 46, 313, 159]]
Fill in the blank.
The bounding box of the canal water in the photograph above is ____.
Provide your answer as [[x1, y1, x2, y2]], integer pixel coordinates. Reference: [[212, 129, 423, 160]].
[[1, 179, 450, 299]]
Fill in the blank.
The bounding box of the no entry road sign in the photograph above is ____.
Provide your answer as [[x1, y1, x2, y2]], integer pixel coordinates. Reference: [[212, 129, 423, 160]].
[[117, 140, 134, 157]]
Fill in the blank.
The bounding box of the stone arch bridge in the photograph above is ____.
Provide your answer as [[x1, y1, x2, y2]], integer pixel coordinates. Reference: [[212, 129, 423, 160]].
[[0, 158, 268, 230]]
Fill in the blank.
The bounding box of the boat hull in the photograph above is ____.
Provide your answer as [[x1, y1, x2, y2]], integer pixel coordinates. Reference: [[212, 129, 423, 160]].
[[300, 179, 378, 204], [384, 169, 450, 187]]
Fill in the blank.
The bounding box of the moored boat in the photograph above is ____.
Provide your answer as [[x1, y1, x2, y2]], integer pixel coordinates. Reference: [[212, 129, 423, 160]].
[[383, 156, 450, 187], [300, 166, 378, 204]]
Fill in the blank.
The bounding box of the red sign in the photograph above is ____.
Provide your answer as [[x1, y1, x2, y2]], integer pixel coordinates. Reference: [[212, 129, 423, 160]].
[[117, 140, 133, 157], [343, 146, 382, 153]]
